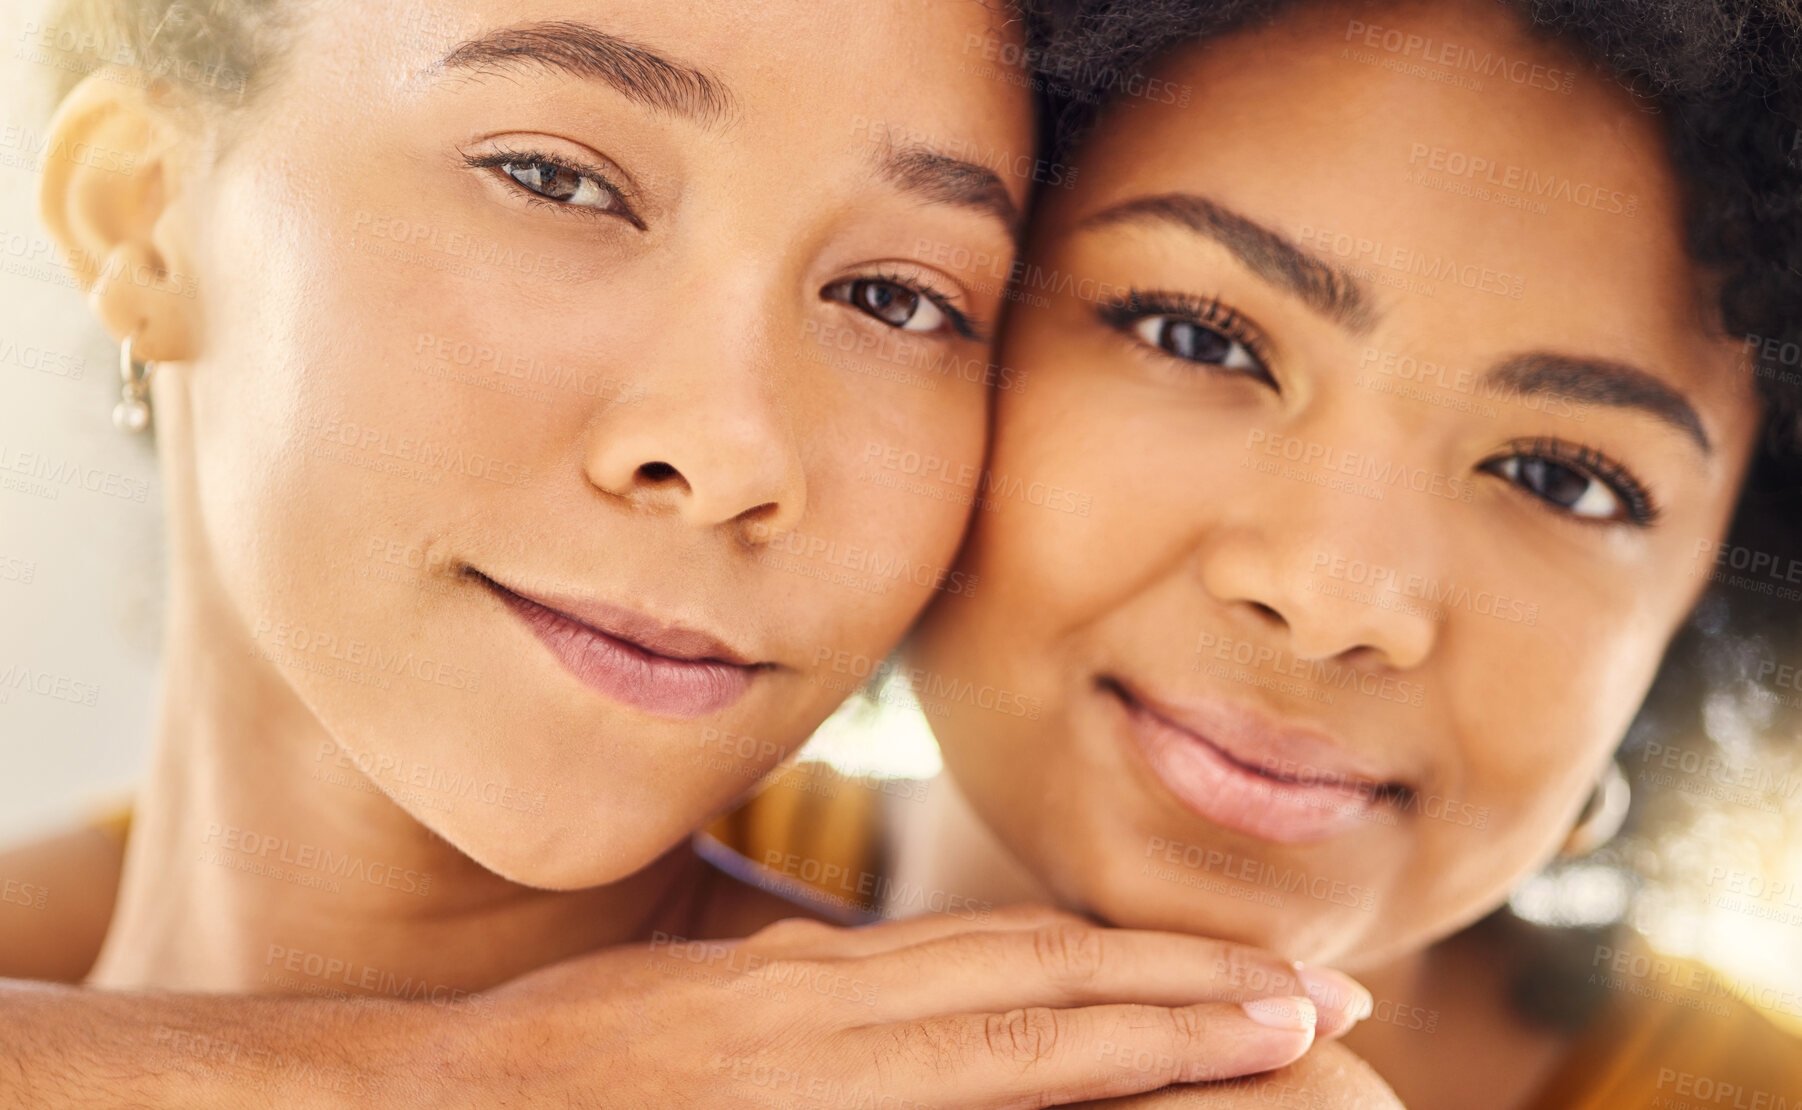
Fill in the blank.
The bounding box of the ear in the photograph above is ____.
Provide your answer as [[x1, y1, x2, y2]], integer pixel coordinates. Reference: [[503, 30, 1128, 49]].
[[37, 74, 202, 364]]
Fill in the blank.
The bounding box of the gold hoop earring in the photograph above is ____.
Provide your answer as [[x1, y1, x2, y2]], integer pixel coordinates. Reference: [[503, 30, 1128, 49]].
[[114, 332, 157, 434], [1561, 759, 1631, 857]]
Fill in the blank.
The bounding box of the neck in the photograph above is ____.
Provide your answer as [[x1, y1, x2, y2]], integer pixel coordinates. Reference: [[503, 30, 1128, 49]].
[[885, 765, 1057, 916], [91, 392, 704, 997], [1341, 923, 1573, 1110]]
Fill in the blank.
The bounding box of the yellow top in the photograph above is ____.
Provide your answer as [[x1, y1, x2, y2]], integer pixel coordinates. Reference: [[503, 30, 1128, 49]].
[[703, 761, 1802, 1110]]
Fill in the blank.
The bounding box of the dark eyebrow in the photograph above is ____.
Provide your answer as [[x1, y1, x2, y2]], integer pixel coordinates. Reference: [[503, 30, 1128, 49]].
[[1485, 353, 1711, 454], [1080, 193, 1374, 332], [436, 21, 734, 127], [880, 145, 1022, 241]]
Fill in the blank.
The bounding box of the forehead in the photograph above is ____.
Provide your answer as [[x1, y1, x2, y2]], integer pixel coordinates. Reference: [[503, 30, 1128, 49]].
[[1052, 0, 1751, 410], [316, 0, 1014, 74], [297, 0, 1030, 154]]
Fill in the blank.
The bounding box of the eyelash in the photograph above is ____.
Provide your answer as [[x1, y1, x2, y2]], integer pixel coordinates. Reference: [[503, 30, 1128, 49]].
[[464, 147, 644, 229], [466, 149, 981, 342], [1099, 290, 1662, 528], [1099, 288, 1277, 384], [1481, 436, 1662, 528], [855, 265, 986, 342]]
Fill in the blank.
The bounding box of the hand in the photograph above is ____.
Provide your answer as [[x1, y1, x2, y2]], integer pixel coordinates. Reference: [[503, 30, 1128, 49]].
[[436, 904, 1374, 1109], [1078, 1039, 1405, 1109]]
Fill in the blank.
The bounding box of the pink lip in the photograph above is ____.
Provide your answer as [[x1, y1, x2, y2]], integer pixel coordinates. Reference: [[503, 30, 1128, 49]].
[[478, 572, 764, 718], [1106, 679, 1401, 843]]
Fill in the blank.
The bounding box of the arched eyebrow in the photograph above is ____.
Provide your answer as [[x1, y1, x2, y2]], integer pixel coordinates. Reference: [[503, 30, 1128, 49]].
[[1082, 193, 1712, 453], [1079, 192, 1374, 331], [1486, 353, 1710, 455], [881, 146, 1022, 242], [434, 20, 736, 128], [433, 22, 1019, 241]]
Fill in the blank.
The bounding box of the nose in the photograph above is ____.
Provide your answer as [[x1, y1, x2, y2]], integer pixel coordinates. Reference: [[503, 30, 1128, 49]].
[[1194, 482, 1440, 671], [588, 397, 807, 535], [585, 310, 807, 539]]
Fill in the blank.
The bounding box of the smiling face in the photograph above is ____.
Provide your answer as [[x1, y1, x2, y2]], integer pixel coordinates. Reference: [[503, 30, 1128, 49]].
[[143, 0, 1029, 887], [911, 0, 1761, 968]]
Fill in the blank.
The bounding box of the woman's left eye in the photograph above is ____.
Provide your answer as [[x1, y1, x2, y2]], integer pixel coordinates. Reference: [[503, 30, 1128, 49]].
[[1485, 456, 1621, 518], [823, 278, 952, 335], [1479, 441, 1664, 527], [1132, 316, 1262, 373]]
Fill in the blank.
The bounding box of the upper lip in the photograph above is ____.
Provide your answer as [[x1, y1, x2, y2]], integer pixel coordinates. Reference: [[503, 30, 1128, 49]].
[[1107, 678, 1407, 796], [471, 569, 766, 667]]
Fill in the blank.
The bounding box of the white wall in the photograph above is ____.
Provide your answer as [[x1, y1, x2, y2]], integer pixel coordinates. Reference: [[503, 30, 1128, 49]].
[[0, 0, 162, 845]]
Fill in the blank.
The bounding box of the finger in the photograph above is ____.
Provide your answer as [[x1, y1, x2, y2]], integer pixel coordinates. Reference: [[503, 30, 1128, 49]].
[[863, 922, 1370, 1033], [864, 997, 1318, 1110], [1078, 1038, 1403, 1109], [839, 902, 1094, 955], [747, 902, 1088, 959]]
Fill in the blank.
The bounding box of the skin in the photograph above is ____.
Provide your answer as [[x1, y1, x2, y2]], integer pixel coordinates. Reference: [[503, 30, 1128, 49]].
[[22, 0, 1750, 1103], [1087, 1039, 1400, 1109], [906, 0, 1762, 1104], [4, 1, 1379, 1104], [46, 0, 1029, 989]]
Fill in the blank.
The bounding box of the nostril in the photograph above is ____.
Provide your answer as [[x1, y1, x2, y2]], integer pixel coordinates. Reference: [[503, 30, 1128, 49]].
[[637, 461, 680, 483], [736, 501, 786, 532], [1249, 601, 1285, 624]]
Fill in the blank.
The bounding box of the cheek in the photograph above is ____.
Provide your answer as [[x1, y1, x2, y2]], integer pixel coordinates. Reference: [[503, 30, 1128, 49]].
[[760, 378, 992, 703], [975, 356, 1124, 595], [838, 383, 1017, 576], [1438, 610, 1661, 855], [189, 252, 473, 601], [867, 382, 990, 545]]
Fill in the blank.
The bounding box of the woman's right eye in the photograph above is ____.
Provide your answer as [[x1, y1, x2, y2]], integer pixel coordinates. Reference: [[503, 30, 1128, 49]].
[[465, 150, 642, 227], [1100, 290, 1277, 389]]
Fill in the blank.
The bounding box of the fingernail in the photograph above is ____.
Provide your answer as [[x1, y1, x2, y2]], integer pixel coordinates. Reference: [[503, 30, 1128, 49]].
[[1295, 964, 1374, 1025], [1242, 996, 1317, 1032]]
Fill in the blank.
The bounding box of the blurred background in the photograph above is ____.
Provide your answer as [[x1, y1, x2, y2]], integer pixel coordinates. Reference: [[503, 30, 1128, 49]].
[[0, 0, 164, 846]]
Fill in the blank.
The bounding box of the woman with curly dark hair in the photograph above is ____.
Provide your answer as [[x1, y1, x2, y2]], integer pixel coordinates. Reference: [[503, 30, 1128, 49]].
[[705, 0, 1802, 1105]]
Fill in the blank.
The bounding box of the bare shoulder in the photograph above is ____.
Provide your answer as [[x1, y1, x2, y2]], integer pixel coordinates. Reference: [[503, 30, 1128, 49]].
[[1084, 1041, 1405, 1110], [0, 822, 126, 982]]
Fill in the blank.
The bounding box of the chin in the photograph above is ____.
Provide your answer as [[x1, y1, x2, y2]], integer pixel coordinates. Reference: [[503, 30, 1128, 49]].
[[1127, 891, 1375, 965], [468, 839, 666, 891], [1051, 825, 1386, 964], [426, 795, 693, 891]]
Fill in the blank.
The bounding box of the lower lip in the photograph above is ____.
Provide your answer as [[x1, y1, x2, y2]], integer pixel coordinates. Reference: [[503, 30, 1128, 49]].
[[493, 588, 754, 718], [1111, 687, 1379, 843]]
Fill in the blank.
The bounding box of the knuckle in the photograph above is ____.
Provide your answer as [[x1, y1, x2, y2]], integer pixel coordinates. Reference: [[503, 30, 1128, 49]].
[[1167, 1003, 1214, 1050], [750, 916, 837, 950], [984, 1006, 1063, 1066], [754, 954, 835, 998], [1031, 923, 1106, 988], [887, 1018, 971, 1075], [1213, 943, 1287, 994]]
